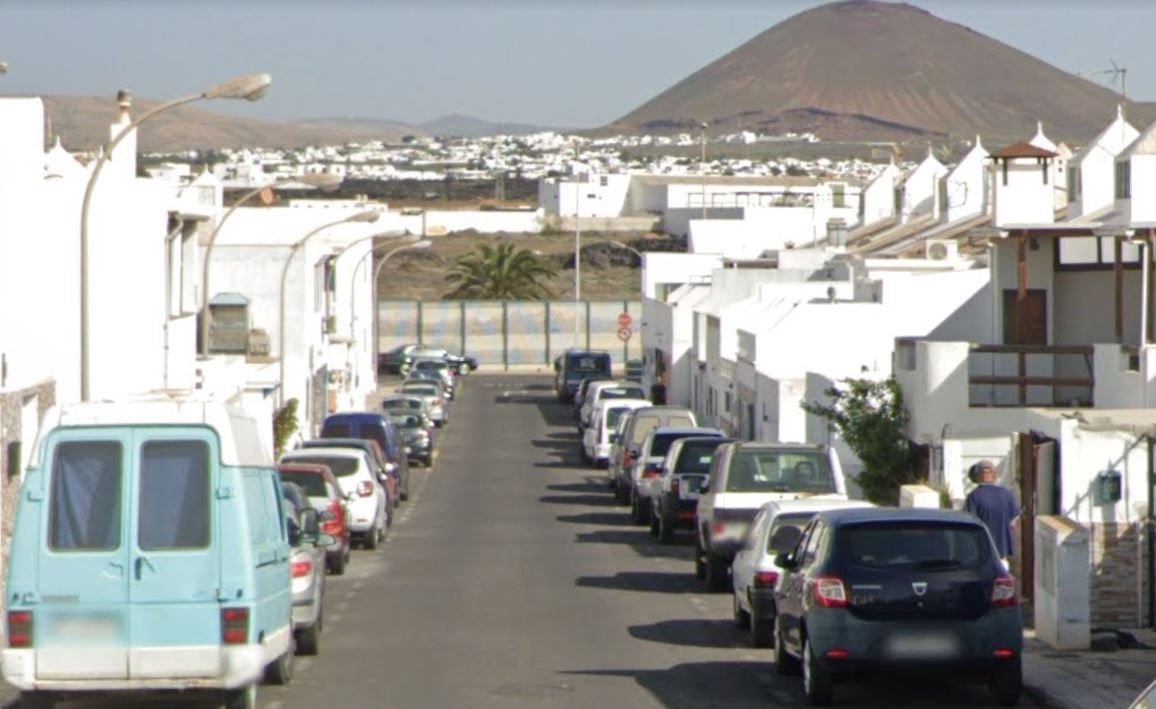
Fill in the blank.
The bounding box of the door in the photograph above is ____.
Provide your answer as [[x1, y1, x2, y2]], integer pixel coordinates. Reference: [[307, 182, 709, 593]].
[[1002, 289, 1047, 345], [127, 432, 220, 678], [35, 434, 132, 680], [1017, 433, 1057, 605]]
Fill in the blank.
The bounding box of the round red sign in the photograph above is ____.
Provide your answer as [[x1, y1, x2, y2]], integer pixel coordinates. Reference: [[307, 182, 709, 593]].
[[617, 312, 632, 328], [617, 327, 632, 342]]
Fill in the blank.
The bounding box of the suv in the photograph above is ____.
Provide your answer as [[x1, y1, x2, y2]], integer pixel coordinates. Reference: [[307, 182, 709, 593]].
[[579, 380, 647, 433], [280, 447, 387, 549], [773, 507, 1022, 706], [611, 406, 697, 504], [630, 426, 726, 526], [696, 442, 846, 591], [651, 435, 736, 544], [583, 398, 650, 467]]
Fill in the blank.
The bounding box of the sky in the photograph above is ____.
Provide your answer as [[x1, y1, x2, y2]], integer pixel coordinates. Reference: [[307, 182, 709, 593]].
[[2, 0, 1155, 129]]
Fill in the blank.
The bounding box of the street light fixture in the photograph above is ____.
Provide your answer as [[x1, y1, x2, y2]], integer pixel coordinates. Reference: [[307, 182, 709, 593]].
[[371, 240, 433, 367], [339, 232, 415, 339], [200, 173, 343, 356], [78, 72, 271, 401], [278, 210, 380, 406]]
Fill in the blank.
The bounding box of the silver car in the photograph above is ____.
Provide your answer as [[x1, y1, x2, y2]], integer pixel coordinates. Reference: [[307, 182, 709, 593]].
[[399, 380, 448, 426], [282, 482, 330, 656]]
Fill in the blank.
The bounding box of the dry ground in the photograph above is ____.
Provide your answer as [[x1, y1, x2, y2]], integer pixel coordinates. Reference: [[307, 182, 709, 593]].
[[375, 230, 673, 302]]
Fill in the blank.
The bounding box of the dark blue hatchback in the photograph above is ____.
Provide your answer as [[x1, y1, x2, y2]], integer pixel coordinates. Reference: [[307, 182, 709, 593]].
[[320, 412, 410, 501], [772, 507, 1023, 706]]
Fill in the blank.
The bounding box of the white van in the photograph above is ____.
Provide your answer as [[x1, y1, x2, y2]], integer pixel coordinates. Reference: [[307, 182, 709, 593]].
[[582, 398, 650, 467], [4, 398, 293, 709]]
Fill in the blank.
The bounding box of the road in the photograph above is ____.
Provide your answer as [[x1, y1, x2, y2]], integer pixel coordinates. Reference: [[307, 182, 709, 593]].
[[1, 374, 1030, 708], [260, 374, 1028, 709]]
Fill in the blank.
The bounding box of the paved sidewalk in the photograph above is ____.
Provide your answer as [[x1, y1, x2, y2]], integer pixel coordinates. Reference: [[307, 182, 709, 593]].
[[1023, 629, 1156, 708]]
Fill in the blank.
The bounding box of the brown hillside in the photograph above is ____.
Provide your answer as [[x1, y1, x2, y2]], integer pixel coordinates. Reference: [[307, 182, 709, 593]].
[[608, 0, 1135, 143], [37, 96, 411, 153]]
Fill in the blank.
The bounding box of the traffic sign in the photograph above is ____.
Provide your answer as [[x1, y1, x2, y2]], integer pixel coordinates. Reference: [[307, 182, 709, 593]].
[[617, 312, 632, 328], [617, 327, 632, 342]]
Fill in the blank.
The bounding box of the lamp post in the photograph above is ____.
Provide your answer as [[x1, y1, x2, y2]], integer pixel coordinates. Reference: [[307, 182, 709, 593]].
[[340, 232, 415, 339], [574, 175, 582, 348], [200, 173, 343, 356], [278, 210, 380, 406], [700, 121, 709, 221], [371, 239, 432, 368], [78, 72, 271, 401]]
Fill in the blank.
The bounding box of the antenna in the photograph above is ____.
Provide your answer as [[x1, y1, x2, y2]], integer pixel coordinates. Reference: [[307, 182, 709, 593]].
[[1078, 59, 1128, 103]]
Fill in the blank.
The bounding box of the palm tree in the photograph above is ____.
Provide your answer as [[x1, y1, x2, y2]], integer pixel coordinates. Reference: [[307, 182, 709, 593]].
[[444, 242, 556, 300]]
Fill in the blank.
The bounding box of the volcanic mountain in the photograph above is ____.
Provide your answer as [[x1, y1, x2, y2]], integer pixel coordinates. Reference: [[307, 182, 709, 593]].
[[608, 0, 1144, 143]]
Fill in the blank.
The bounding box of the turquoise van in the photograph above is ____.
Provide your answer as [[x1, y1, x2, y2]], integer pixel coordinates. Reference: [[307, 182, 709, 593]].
[[3, 399, 293, 709]]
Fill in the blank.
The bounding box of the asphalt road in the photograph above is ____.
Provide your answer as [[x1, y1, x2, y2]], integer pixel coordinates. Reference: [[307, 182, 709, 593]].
[[1, 374, 1031, 707], [260, 374, 1030, 709]]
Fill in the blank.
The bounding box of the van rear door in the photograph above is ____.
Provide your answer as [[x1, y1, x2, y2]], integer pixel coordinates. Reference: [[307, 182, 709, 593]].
[[36, 434, 132, 680], [126, 431, 221, 679]]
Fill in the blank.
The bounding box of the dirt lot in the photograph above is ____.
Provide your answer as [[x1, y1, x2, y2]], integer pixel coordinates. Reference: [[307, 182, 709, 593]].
[[376, 230, 679, 302]]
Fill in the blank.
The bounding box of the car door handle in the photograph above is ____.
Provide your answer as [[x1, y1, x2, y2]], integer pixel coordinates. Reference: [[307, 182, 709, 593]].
[[134, 556, 155, 580]]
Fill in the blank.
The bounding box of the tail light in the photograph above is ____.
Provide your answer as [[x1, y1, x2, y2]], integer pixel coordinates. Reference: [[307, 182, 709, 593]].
[[356, 480, 374, 497], [221, 607, 249, 645], [623, 452, 635, 469], [711, 521, 726, 536], [754, 571, 779, 588], [811, 576, 849, 608], [642, 463, 662, 479], [993, 648, 1017, 658], [7, 610, 32, 648], [991, 576, 1017, 608], [825, 648, 849, 659], [433, 398, 443, 406], [322, 502, 343, 535], [291, 559, 313, 578]]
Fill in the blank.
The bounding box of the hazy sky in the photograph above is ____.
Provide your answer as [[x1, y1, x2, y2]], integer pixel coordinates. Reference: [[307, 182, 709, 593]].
[[2, 0, 1154, 128]]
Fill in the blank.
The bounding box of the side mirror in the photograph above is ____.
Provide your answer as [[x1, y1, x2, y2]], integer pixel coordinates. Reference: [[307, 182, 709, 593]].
[[385, 462, 399, 474], [774, 552, 797, 570]]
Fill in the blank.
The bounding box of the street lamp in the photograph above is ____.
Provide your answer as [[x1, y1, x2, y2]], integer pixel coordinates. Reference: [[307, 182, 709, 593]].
[[278, 210, 380, 406], [339, 232, 415, 338], [78, 72, 271, 401], [371, 240, 433, 368], [200, 173, 343, 356]]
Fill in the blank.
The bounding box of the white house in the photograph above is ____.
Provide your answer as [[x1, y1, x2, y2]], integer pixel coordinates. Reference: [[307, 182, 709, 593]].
[[1066, 107, 1139, 220]]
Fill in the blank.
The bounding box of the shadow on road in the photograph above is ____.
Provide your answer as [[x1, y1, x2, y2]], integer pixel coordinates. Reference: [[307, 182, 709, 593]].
[[555, 511, 633, 526], [545, 480, 608, 494], [540, 494, 619, 507], [629, 618, 744, 649], [576, 570, 699, 594], [561, 662, 793, 708]]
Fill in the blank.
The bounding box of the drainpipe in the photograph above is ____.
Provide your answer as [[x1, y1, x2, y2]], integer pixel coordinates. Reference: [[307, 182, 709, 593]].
[[163, 217, 185, 390]]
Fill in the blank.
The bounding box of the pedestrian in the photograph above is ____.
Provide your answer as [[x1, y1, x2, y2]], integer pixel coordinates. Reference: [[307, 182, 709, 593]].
[[964, 460, 1019, 567]]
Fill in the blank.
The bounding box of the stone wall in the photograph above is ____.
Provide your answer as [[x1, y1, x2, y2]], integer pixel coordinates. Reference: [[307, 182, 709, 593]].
[[1089, 521, 1150, 628]]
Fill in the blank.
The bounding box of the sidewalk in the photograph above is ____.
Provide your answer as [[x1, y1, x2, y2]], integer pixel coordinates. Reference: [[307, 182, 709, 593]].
[[1023, 628, 1156, 708]]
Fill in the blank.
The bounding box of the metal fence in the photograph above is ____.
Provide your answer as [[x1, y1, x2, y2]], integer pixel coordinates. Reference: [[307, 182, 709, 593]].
[[377, 300, 643, 368]]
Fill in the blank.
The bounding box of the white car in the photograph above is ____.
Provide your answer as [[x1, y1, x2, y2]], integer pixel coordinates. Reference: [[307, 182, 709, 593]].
[[730, 497, 873, 646], [582, 397, 650, 466], [399, 380, 448, 426], [280, 447, 388, 549], [578, 380, 648, 432], [630, 426, 725, 526]]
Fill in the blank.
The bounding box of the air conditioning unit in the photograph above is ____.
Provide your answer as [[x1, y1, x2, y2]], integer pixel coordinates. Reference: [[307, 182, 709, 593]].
[[247, 329, 271, 357], [924, 239, 959, 261]]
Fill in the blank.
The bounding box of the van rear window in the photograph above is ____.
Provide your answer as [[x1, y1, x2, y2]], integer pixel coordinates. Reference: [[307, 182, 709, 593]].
[[726, 450, 836, 494], [49, 441, 123, 551], [322, 422, 354, 438], [139, 441, 210, 550]]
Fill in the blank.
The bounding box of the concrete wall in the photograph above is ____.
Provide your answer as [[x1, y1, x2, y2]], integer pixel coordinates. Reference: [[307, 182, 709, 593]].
[[641, 252, 721, 299], [995, 158, 1056, 226]]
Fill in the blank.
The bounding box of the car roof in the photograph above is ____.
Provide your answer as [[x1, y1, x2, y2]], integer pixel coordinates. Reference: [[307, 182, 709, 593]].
[[632, 406, 695, 417], [816, 507, 982, 527], [651, 426, 724, 437], [731, 441, 825, 452], [277, 462, 334, 477], [596, 398, 651, 411], [282, 447, 364, 460], [324, 412, 387, 424]]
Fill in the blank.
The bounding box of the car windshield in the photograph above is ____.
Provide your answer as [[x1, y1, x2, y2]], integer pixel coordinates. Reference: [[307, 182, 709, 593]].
[[840, 522, 992, 569], [403, 385, 439, 396], [282, 455, 359, 476], [674, 440, 726, 473], [601, 387, 645, 401], [280, 470, 329, 497], [725, 450, 836, 493], [606, 407, 632, 430], [384, 399, 422, 410], [650, 432, 711, 458]]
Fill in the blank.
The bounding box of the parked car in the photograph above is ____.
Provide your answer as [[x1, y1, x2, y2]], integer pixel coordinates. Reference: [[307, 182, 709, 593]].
[[386, 410, 435, 467], [554, 349, 613, 403], [412, 357, 456, 396], [572, 374, 616, 424], [773, 507, 1022, 706], [321, 411, 411, 501], [4, 400, 294, 708], [399, 380, 448, 426], [303, 437, 397, 517], [406, 368, 455, 400], [611, 405, 698, 504], [378, 343, 478, 376], [605, 408, 638, 489], [280, 481, 329, 656], [696, 441, 847, 591], [582, 398, 650, 467], [731, 498, 874, 647], [280, 447, 388, 549], [578, 380, 648, 432], [381, 393, 432, 419], [650, 435, 737, 544], [631, 426, 726, 526], [278, 462, 352, 575]]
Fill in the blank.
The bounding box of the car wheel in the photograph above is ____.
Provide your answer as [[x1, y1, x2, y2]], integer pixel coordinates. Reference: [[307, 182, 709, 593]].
[[264, 636, 294, 686], [20, 692, 54, 709], [296, 617, 320, 656], [424, 454, 434, 467], [630, 495, 648, 526], [222, 685, 256, 709], [614, 479, 629, 504], [733, 592, 751, 629], [706, 550, 729, 592], [363, 523, 379, 550], [802, 636, 833, 706], [989, 660, 1022, 706], [579, 446, 590, 464], [775, 616, 800, 675], [648, 509, 660, 537], [694, 536, 706, 580], [328, 550, 347, 576], [658, 514, 675, 545], [751, 607, 774, 648]]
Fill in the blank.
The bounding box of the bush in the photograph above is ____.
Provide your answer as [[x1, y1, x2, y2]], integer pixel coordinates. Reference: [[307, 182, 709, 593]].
[[273, 398, 299, 459], [801, 376, 919, 505]]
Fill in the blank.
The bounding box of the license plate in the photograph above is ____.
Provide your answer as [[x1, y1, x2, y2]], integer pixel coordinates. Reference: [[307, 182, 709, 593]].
[[680, 477, 703, 500], [52, 615, 119, 640], [885, 631, 959, 659]]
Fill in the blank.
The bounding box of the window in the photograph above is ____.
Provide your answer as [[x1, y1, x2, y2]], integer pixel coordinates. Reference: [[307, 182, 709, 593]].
[[840, 523, 991, 568], [49, 441, 123, 551], [600, 176, 608, 187], [280, 470, 328, 497], [767, 513, 813, 554], [243, 475, 271, 546], [1068, 165, 1081, 201], [138, 441, 210, 550], [285, 455, 359, 476], [1116, 161, 1132, 199], [832, 183, 845, 208], [725, 450, 836, 493]]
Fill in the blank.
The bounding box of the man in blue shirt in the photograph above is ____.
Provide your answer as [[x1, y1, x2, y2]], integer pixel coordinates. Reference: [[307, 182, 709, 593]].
[[965, 460, 1019, 565]]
